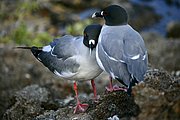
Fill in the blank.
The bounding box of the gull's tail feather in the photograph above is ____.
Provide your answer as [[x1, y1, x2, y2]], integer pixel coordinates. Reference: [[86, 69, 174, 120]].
[[31, 46, 42, 58], [14, 46, 42, 50], [14, 46, 43, 58]]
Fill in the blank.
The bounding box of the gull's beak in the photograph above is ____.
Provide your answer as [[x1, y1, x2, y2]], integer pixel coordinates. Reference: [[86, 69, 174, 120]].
[[92, 12, 96, 18], [89, 39, 95, 55], [92, 11, 103, 18], [89, 44, 93, 55]]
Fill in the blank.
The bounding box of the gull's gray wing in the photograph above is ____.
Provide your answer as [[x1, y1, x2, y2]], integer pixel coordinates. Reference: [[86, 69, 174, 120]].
[[98, 33, 131, 85], [98, 27, 148, 85], [122, 30, 148, 82], [51, 35, 79, 60], [37, 35, 81, 78]]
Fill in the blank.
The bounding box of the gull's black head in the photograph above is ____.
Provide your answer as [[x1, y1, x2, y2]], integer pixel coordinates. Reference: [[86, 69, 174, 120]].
[[83, 24, 102, 51], [92, 5, 128, 26]]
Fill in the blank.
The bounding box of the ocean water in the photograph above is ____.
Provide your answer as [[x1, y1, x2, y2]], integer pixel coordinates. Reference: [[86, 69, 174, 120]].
[[130, 0, 180, 35]]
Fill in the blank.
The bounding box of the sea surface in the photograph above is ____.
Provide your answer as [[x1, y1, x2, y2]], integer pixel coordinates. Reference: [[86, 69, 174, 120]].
[[130, 0, 180, 35]]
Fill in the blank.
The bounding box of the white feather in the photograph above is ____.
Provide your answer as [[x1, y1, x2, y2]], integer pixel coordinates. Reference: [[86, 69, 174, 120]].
[[42, 45, 52, 52], [110, 71, 115, 79], [142, 51, 147, 60], [131, 54, 140, 60], [142, 54, 146, 60], [54, 70, 76, 78], [50, 46, 57, 57], [96, 44, 106, 71]]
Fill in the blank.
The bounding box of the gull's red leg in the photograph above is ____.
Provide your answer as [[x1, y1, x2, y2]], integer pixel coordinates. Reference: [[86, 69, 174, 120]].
[[105, 76, 114, 92], [106, 76, 127, 92], [91, 79, 98, 102], [73, 82, 89, 114]]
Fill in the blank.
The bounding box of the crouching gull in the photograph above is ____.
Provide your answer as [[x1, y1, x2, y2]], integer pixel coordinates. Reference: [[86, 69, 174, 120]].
[[92, 5, 148, 95], [16, 24, 103, 113]]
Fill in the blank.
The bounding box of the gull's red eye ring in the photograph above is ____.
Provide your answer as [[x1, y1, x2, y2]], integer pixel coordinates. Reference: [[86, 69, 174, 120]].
[[102, 11, 108, 16]]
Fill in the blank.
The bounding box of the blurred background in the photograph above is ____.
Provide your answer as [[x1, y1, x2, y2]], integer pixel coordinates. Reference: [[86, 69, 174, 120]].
[[0, 0, 180, 118]]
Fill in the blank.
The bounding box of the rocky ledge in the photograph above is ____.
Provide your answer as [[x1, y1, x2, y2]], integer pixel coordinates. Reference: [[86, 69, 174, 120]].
[[3, 68, 180, 120]]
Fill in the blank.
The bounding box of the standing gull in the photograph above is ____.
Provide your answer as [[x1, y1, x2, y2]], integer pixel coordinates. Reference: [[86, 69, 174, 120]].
[[16, 24, 103, 113], [92, 5, 148, 95]]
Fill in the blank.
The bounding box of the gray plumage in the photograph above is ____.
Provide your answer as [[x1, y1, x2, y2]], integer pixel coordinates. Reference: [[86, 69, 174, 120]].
[[25, 24, 103, 113], [96, 24, 148, 86], [37, 35, 102, 81], [29, 24, 103, 83], [93, 5, 148, 90]]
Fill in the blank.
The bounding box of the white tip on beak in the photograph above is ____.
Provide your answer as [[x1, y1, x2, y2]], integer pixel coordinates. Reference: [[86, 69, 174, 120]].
[[89, 39, 95, 55], [92, 12, 96, 18]]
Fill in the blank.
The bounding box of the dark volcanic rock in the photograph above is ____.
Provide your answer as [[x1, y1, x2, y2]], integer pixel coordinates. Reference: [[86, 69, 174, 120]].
[[133, 69, 180, 120], [91, 91, 140, 120], [2, 84, 141, 120], [3, 85, 52, 120], [2, 68, 180, 120], [33, 91, 140, 120], [14, 84, 50, 103], [144, 69, 175, 91], [166, 21, 180, 38], [0, 45, 62, 118], [34, 91, 140, 120]]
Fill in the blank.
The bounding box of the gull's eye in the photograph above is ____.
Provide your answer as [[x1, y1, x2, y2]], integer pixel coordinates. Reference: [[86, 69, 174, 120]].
[[103, 11, 108, 16]]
